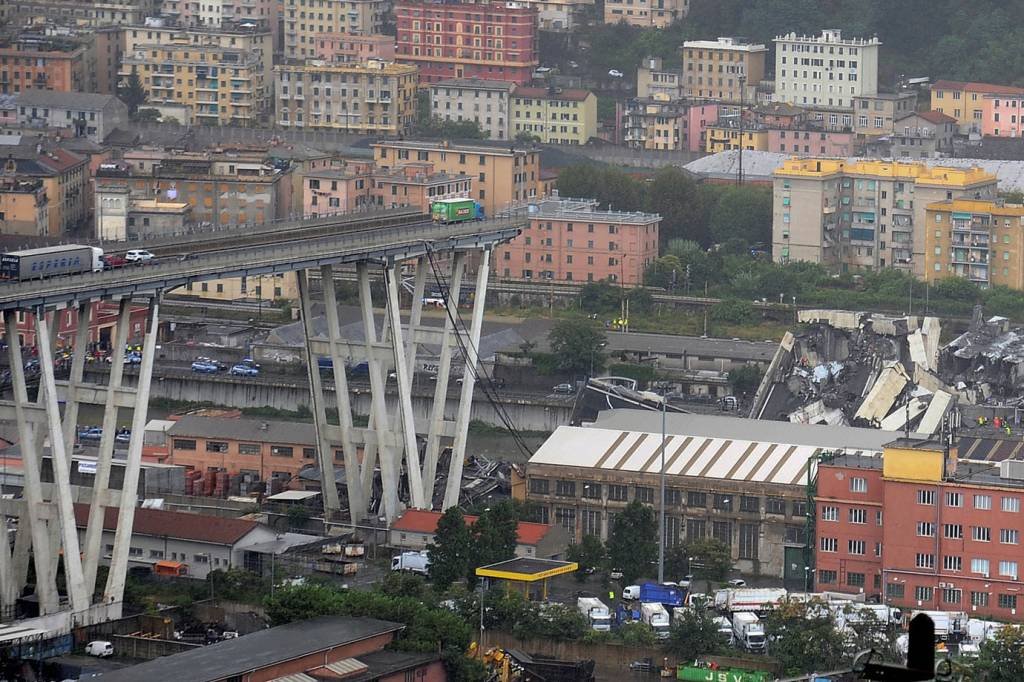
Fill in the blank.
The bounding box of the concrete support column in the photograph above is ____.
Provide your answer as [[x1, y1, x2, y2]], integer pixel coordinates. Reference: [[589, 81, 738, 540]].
[[384, 262, 424, 509], [35, 311, 89, 614], [423, 252, 465, 503], [105, 294, 160, 610], [444, 248, 491, 509], [4, 311, 58, 614], [61, 301, 93, 454], [82, 298, 132, 594], [405, 258, 427, 374]]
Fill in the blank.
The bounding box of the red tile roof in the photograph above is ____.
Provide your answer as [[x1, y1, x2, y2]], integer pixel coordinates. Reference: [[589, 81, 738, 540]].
[[390, 509, 554, 546], [73, 503, 261, 546], [932, 80, 1024, 96], [915, 110, 957, 125], [513, 87, 592, 102]]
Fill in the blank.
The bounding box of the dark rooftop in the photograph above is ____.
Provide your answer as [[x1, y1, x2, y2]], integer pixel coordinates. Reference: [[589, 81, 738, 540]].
[[346, 649, 440, 682], [98, 616, 405, 682], [882, 437, 947, 451]]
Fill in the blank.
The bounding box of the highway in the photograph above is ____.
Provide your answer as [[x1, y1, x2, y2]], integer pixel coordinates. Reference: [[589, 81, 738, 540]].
[[0, 212, 524, 312]]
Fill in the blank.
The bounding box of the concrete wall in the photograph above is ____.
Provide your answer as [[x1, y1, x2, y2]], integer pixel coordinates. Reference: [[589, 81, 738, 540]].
[[112, 634, 200, 659]]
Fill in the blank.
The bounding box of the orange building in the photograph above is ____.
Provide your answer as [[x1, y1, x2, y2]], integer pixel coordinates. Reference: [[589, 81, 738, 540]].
[[495, 194, 660, 284], [0, 36, 90, 94]]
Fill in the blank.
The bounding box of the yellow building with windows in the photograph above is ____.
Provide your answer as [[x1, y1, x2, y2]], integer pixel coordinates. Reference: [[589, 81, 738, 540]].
[[274, 59, 418, 134], [705, 122, 768, 153], [176, 272, 300, 303], [509, 87, 596, 146], [929, 80, 1024, 135], [924, 199, 1024, 290], [120, 23, 273, 126]]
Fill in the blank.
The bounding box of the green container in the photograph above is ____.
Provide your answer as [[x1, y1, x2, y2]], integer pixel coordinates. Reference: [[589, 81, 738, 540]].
[[676, 665, 771, 682], [432, 199, 477, 223]]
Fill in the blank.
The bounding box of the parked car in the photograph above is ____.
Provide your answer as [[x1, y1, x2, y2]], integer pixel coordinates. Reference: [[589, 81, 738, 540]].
[[78, 427, 103, 442], [727, 578, 747, 587], [230, 363, 260, 376], [191, 360, 220, 373], [85, 641, 114, 658], [125, 249, 155, 263], [114, 429, 131, 443], [608, 69, 624, 78], [553, 383, 575, 394]]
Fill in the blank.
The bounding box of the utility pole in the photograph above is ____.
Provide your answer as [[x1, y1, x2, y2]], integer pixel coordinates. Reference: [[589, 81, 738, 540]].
[[658, 395, 666, 584], [738, 71, 746, 186]]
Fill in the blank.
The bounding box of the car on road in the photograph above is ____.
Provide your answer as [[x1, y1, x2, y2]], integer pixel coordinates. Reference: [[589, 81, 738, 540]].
[[609, 568, 624, 580], [125, 249, 155, 263], [608, 69, 624, 78], [193, 356, 227, 371], [78, 427, 103, 442], [230, 363, 260, 376], [114, 429, 131, 443], [191, 360, 220, 373], [102, 254, 127, 269], [552, 383, 575, 394], [727, 578, 747, 587]]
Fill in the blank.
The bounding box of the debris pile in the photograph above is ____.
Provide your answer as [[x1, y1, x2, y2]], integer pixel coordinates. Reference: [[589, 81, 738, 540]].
[[941, 306, 1024, 405], [749, 309, 955, 435]]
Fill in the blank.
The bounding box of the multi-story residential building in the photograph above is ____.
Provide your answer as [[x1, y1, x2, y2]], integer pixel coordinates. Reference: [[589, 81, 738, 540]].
[[177, 272, 298, 302], [0, 0, 160, 27], [981, 90, 1024, 138], [394, 1, 538, 86], [774, 30, 881, 111], [706, 103, 855, 156], [94, 183, 192, 240], [769, 128, 854, 156], [924, 199, 1024, 290], [495, 194, 659, 283], [162, 0, 276, 29], [274, 59, 418, 134], [930, 80, 1024, 136], [526, 0, 593, 32], [301, 164, 374, 217], [0, 35, 92, 94], [637, 57, 684, 100], [2, 142, 88, 235], [0, 175, 49, 236], [773, 158, 997, 277], [509, 86, 596, 145], [852, 92, 917, 136], [705, 118, 769, 154], [682, 37, 766, 106], [94, 26, 126, 96], [815, 439, 1024, 622], [282, 0, 390, 59], [373, 164, 473, 211], [430, 78, 514, 140], [15, 90, 129, 142], [372, 139, 540, 215], [120, 22, 273, 126], [604, 0, 687, 28], [619, 98, 717, 152], [309, 33, 396, 63], [862, 110, 957, 160]]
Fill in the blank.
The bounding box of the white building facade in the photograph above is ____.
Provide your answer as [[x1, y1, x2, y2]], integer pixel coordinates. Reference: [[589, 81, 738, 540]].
[[773, 30, 880, 111]]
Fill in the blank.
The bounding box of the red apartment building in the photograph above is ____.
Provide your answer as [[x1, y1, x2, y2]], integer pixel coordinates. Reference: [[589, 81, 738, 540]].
[[395, 0, 538, 85], [495, 195, 660, 284], [816, 439, 1024, 621]]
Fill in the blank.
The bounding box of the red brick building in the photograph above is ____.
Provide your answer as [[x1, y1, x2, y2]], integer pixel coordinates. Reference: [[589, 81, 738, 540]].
[[395, 0, 538, 85], [816, 439, 1024, 621], [6, 302, 150, 349]]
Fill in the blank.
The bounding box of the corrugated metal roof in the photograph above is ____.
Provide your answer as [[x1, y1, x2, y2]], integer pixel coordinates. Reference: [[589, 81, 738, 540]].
[[324, 658, 370, 675], [271, 674, 316, 682]]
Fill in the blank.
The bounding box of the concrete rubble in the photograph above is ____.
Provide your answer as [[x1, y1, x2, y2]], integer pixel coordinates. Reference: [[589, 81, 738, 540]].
[[941, 306, 1024, 405], [749, 309, 954, 435]]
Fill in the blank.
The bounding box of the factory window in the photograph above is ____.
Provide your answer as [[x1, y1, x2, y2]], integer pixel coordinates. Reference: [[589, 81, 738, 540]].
[[971, 592, 989, 607], [581, 483, 601, 499], [665, 488, 683, 506], [849, 477, 867, 493], [635, 486, 654, 504], [886, 583, 905, 599], [1001, 528, 1020, 544], [848, 540, 865, 555], [942, 588, 962, 605], [945, 492, 963, 508], [1002, 496, 1020, 513], [821, 506, 839, 522], [917, 522, 934, 537], [943, 555, 963, 571], [129, 547, 143, 558], [608, 484, 628, 501], [194, 554, 209, 563], [972, 526, 991, 542], [555, 480, 576, 497], [738, 523, 758, 559], [173, 439, 197, 450], [686, 518, 706, 540], [943, 524, 963, 539], [713, 494, 732, 511], [712, 520, 731, 548], [916, 489, 935, 505], [766, 497, 786, 515], [818, 570, 837, 584], [206, 441, 229, 453], [555, 507, 575, 539], [149, 550, 164, 559], [849, 508, 867, 524], [792, 500, 808, 517], [784, 526, 806, 544], [581, 509, 601, 537], [915, 553, 935, 569], [739, 496, 759, 513], [271, 446, 294, 458], [915, 586, 933, 602], [687, 491, 707, 507], [820, 537, 838, 553], [999, 594, 1018, 610], [303, 448, 316, 460], [847, 572, 865, 587], [974, 494, 992, 510]]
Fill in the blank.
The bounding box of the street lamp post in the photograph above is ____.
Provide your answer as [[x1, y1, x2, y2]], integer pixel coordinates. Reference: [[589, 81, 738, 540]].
[[657, 394, 667, 584], [738, 71, 746, 186]]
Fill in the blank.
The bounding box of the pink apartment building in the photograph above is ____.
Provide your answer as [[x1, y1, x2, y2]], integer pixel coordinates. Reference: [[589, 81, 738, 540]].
[[374, 163, 472, 209], [303, 160, 472, 216], [982, 90, 1024, 138], [495, 196, 660, 284], [768, 128, 855, 156], [311, 33, 396, 63]]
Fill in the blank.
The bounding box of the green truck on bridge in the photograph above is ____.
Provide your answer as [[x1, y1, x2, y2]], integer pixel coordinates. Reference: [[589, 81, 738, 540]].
[[431, 198, 483, 224]]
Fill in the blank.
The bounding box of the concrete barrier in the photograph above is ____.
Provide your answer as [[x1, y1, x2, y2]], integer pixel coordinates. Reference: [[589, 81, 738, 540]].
[[111, 634, 200, 659]]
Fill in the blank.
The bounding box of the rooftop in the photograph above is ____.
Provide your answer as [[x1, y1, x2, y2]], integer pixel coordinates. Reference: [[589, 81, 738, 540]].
[[390, 509, 557, 546], [925, 198, 1024, 216], [476, 557, 577, 581], [432, 77, 515, 91], [167, 415, 316, 445], [98, 617, 405, 682], [276, 59, 417, 75], [17, 89, 125, 111], [513, 86, 593, 102], [774, 30, 881, 46], [373, 139, 537, 155], [683, 37, 767, 52], [72, 504, 261, 546], [904, 109, 957, 125], [932, 80, 1024, 96]]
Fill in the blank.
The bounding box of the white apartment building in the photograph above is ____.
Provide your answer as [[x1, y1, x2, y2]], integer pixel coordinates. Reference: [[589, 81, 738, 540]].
[[773, 30, 880, 111], [430, 78, 514, 140]]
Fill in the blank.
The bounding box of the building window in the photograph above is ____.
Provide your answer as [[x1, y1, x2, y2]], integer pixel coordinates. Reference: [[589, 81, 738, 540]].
[[555, 507, 576, 539], [1000, 528, 1020, 544], [784, 525, 806, 544], [945, 492, 963, 508], [848, 508, 867, 524], [915, 553, 935, 569], [915, 586, 934, 602], [849, 477, 867, 493], [766, 497, 786, 515], [818, 570, 838, 584], [999, 594, 1018, 610], [635, 486, 654, 504], [916, 522, 934, 537], [529, 478, 549, 494], [149, 550, 164, 559], [206, 441, 228, 453], [917, 489, 935, 505], [943, 524, 963, 539], [270, 446, 294, 457], [687, 491, 707, 507], [822, 506, 839, 521], [555, 480, 576, 497], [971, 592, 990, 607], [792, 500, 808, 517], [712, 520, 731, 548], [738, 523, 759, 559], [303, 447, 316, 460], [239, 443, 260, 455], [886, 583, 905, 599], [686, 518, 706, 540], [713, 494, 733, 511], [848, 540, 865, 555], [971, 558, 990, 576], [173, 439, 197, 450], [972, 526, 991, 542], [974, 494, 992, 510], [608, 484, 628, 502], [1002, 496, 1021, 513], [999, 560, 1018, 579], [581, 509, 601, 537], [942, 588, 962, 605], [665, 488, 683, 506], [194, 554, 209, 563], [847, 572, 865, 588], [740, 496, 760, 513], [582, 483, 602, 499], [943, 555, 962, 572], [820, 537, 838, 553]]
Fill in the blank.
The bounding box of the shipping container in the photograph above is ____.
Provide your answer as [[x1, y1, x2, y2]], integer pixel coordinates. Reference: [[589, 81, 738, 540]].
[[677, 664, 771, 682], [0, 245, 103, 281]]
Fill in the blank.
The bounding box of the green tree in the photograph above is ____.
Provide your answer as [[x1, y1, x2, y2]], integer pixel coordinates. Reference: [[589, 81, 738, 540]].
[[710, 299, 756, 324], [618, 621, 658, 647], [119, 71, 148, 115], [469, 502, 519, 584], [664, 607, 724, 659], [566, 534, 605, 582], [706, 185, 772, 248], [606, 500, 657, 584], [728, 365, 763, 397], [974, 625, 1024, 682], [644, 167, 710, 247], [762, 599, 846, 676], [683, 538, 732, 584], [381, 571, 431, 600], [548, 318, 608, 375], [428, 507, 472, 590], [579, 280, 622, 313], [556, 164, 644, 212]]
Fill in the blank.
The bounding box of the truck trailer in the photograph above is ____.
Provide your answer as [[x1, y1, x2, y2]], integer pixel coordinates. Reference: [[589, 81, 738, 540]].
[[640, 602, 671, 639], [724, 588, 788, 613], [731, 612, 766, 652], [431, 198, 483, 224], [577, 597, 612, 631], [1, 245, 104, 281], [391, 551, 430, 575]]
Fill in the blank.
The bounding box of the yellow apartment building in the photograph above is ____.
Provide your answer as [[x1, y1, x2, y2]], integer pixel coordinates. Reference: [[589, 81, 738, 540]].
[[0, 177, 49, 236], [509, 87, 596, 145], [176, 272, 300, 303], [120, 24, 273, 126], [274, 59, 418, 134], [682, 37, 766, 106], [705, 121, 769, 153], [929, 80, 1024, 135], [372, 140, 541, 215], [604, 0, 687, 28], [773, 158, 997, 276], [282, 0, 389, 59], [924, 199, 1024, 290]]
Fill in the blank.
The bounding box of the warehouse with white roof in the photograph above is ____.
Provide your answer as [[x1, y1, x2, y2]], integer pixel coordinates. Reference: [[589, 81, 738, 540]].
[[522, 409, 900, 580]]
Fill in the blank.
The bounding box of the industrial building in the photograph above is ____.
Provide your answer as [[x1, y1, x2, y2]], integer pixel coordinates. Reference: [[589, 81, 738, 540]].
[[520, 409, 901, 580]]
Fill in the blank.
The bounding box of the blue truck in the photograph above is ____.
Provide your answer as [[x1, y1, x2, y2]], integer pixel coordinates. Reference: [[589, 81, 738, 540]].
[[624, 582, 686, 608]]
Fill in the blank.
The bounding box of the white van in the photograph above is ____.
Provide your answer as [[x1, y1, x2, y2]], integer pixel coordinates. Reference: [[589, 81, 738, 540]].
[[86, 640, 114, 657]]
